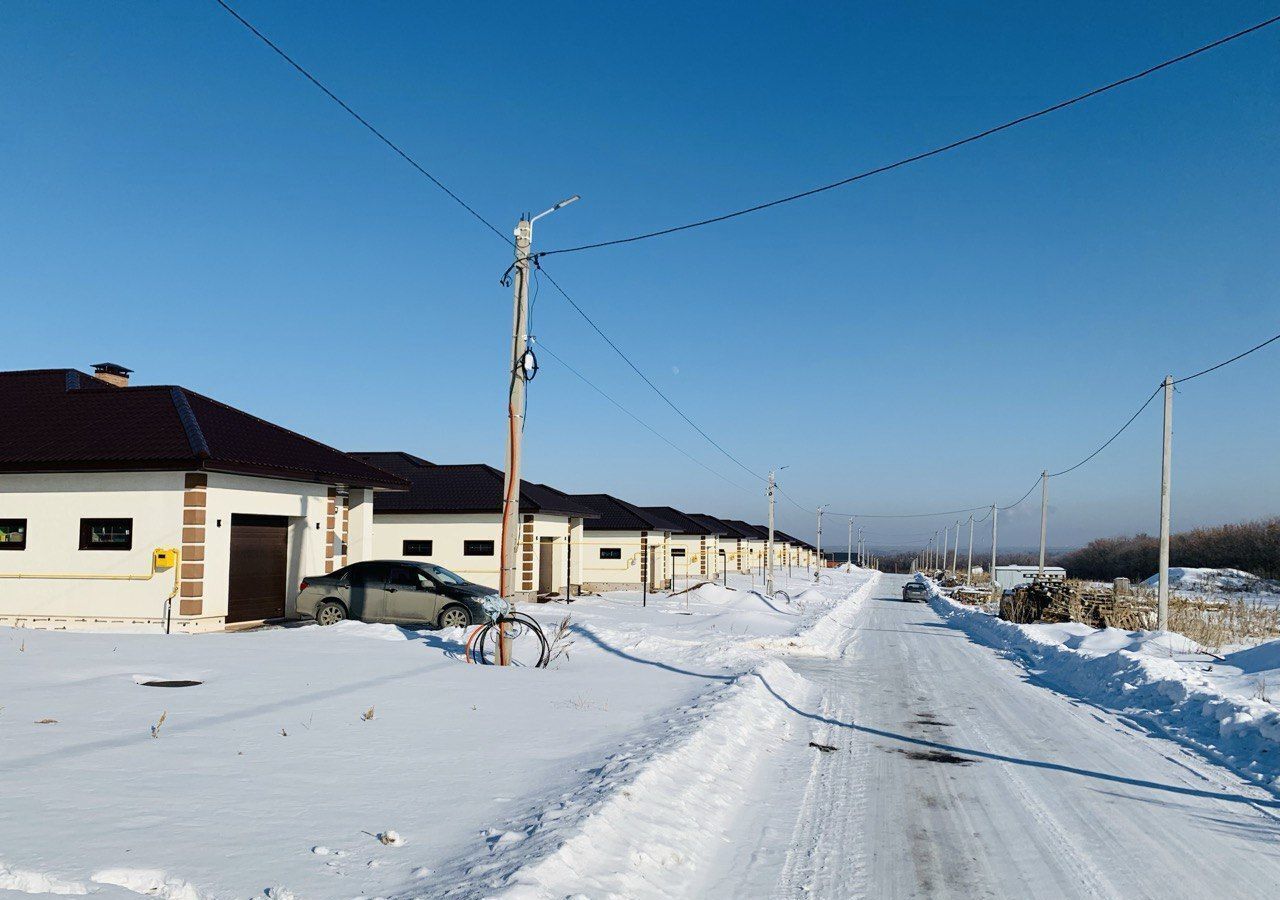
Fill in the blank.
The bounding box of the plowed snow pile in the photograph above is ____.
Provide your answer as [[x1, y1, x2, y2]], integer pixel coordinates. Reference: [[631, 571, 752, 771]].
[[925, 579, 1280, 793]]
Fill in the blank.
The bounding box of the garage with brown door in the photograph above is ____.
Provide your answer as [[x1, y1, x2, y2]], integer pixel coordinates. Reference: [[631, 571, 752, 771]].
[[227, 514, 289, 623]]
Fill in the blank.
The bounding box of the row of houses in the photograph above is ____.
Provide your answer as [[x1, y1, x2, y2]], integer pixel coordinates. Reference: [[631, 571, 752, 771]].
[[0, 364, 818, 632]]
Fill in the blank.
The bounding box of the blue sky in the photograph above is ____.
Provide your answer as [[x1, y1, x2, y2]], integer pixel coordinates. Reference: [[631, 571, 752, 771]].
[[2, 2, 1277, 552]]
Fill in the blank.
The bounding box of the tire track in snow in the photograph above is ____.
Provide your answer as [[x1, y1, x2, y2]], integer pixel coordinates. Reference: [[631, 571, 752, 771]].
[[773, 593, 874, 898]]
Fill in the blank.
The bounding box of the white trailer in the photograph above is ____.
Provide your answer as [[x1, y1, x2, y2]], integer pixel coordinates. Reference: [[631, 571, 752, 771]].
[[993, 565, 1065, 591]]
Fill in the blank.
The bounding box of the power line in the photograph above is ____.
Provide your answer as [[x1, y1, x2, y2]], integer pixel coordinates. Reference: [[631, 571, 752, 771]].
[[999, 476, 1043, 511], [208, 1, 1280, 526], [1048, 383, 1162, 478], [536, 265, 768, 484], [540, 15, 1280, 257], [211, 0, 511, 247], [534, 338, 756, 495], [209, 0, 772, 494], [1173, 328, 1280, 384]]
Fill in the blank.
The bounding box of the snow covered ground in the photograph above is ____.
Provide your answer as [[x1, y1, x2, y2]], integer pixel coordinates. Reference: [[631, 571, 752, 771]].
[[924, 577, 1280, 795], [1142, 566, 1280, 597], [0, 567, 878, 899]]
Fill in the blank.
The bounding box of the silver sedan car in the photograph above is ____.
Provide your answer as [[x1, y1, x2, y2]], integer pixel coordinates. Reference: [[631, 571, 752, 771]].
[[902, 581, 930, 602], [294, 560, 501, 629]]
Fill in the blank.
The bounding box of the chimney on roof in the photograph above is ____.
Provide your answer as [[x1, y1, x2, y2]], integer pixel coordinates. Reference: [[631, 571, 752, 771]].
[[91, 362, 133, 388]]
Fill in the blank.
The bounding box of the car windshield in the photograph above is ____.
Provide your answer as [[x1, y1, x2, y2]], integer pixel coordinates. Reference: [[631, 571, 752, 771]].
[[420, 564, 467, 586]]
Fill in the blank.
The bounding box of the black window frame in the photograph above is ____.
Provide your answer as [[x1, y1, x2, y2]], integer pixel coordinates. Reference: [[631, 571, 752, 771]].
[[402, 539, 434, 557], [463, 539, 495, 557], [0, 518, 27, 551], [79, 517, 133, 551], [599, 547, 622, 560]]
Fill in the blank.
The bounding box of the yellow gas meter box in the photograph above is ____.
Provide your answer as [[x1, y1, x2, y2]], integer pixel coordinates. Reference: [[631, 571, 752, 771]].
[[153, 548, 178, 569]]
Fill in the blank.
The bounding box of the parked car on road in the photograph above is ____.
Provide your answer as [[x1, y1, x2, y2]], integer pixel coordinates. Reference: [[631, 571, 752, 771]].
[[295, 560, 501, 628], [902, 581, 930, 603]]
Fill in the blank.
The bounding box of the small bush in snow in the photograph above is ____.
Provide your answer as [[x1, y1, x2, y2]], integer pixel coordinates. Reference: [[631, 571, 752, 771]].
[[548, 615, 574, 666], [361, 706, 375, 722], [150, 711, 167, 738]]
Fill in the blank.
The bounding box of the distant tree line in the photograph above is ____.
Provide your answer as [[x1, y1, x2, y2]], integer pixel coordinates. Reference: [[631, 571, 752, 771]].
[[1056, 517, 1280, 582], [864, 517, 1279, 581]]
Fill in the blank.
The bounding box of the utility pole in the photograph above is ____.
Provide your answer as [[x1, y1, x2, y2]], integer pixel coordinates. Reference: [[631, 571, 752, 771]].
[[942, 524, 950, 575], [766, 470, 776, 595], [1038, 470, 1049, 576], [966, 514, 974, 585], [990, 504, 998, 596], [951, 521, 960, 574], [1157, 374, 1174, 631], [816, 506, 827, 574], [847, 518, 853, 569], [498, 196, 578, 665]]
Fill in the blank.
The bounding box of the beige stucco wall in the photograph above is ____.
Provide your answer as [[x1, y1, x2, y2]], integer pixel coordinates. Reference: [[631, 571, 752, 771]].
[[372, 511, 576, 601], [0, 471, 185, 630], [577, 529, 671, 592], [665, 534, 711, 588], [0, 471, 352, 633], [739, 539, 767, 574]]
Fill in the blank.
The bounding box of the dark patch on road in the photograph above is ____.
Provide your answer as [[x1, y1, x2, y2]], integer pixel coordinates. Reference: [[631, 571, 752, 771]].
[[899, 749, 976, 765], [914, 715, 953, 727], [809, 741, 839, 753]]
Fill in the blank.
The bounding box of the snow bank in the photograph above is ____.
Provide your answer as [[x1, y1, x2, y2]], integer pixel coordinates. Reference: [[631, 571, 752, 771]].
[[1141, 566, 1280, 597], [429, 660, 815, 899], [771, 572, 882, 657], [925, 582, 1280, 792], [0, 863, 87, 895], [418, 569, 880, 898]]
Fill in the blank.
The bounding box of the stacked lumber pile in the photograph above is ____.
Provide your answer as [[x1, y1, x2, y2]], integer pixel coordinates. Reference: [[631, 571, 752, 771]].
[[999, 580, 1136, 627]]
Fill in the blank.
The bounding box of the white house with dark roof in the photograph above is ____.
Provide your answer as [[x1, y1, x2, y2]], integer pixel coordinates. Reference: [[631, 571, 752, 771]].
[[0, 365, 406, 632], [688, 514, 748, 576], [640, 506, 723, 588], [567, 494, 681, 593], [349, 452, 597, 602]]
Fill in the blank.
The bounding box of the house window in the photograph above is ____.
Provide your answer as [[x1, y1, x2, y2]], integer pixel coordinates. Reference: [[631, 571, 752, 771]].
[[463, 540, 495, 557], [402, 540, 433, 556], [0, 519, 26, 550], [80, 518, 132, 551], [599, 547, 622, 560], [671, 547, 686, 557]]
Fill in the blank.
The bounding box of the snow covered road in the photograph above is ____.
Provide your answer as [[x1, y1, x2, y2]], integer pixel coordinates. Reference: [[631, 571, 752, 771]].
[[706, 574, 1280, 899]]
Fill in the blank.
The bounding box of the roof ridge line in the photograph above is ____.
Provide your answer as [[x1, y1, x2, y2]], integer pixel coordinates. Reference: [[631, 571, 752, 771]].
[[170, 388, 211, 459]]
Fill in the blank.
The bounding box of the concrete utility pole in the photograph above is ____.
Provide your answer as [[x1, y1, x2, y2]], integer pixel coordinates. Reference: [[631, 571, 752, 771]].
[[1157, 374, 1174, 631], [966, 514, 975, 585], [942, 524, 950, 575], [990, 504, 998, 595], [498, 196, 578, 665], [766, 470, 777, 595], [847, 518, 853, 568], [951, 521, 960, 574], [816, 506, 827, 574], [1037, 470, 1049, 576]]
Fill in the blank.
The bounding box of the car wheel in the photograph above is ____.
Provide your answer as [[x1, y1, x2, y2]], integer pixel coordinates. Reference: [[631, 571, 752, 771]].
[[315, 599, 347, 626], [438, 604, 472, 630]]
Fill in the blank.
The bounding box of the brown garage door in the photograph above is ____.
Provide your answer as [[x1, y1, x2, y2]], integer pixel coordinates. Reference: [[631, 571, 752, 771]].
[[227, 514, 289, 623]]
